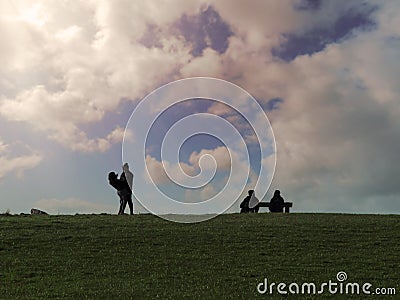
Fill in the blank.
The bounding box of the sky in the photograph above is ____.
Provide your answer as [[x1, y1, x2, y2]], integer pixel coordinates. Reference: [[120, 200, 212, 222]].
[[1, 0, 400, 216]]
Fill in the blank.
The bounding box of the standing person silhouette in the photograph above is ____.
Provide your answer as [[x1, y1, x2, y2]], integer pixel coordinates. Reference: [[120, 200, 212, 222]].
[[123, 163, 133, 191], [108, 172, 124, 214], [119, 163, 134, 215]]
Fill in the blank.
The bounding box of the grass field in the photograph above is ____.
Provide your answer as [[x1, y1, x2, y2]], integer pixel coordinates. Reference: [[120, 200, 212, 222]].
[[1, 213, 399, 299]]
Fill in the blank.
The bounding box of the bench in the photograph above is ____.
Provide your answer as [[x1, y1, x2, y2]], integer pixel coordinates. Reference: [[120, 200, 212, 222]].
[[258, 202, 293, 213]]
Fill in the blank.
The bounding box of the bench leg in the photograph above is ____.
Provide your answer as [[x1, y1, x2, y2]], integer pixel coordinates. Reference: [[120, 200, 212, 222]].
[[284, 206, 290, 213]]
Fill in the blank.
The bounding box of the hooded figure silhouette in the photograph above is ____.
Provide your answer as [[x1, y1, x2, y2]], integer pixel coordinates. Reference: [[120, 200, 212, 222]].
[[269, 190, 284, 213]]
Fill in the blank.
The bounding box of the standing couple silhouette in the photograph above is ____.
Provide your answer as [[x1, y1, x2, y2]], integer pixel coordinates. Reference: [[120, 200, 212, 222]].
[[108, 163, 134, 215]]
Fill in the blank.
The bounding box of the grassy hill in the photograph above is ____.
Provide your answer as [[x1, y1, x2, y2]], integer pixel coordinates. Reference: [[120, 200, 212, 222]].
[[1, 213, 399, 299]]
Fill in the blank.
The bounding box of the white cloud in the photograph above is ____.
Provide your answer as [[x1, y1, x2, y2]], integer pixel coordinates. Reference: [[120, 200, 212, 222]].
[[144, 154, 170, 185], [108, 126, 134, 144], [0, 140, 9, 154], [207, 102, 234, 116], [0, 138, 42, 179], [0, 0, 200, 153], [180, 48, 223, 77], [144, 154, 197, 186], [189, 146, 230, 171], [264, 16, 400, 210], [144, 145, 253, 200]]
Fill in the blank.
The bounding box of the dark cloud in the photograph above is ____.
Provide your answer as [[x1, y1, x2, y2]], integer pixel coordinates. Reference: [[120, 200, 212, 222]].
[[176, 6, 233, 57], [138, 24, 164, 49], [138, 6, 233, 57], [294, 0, 322, 11], [272, 5, 377, 61], [264, 98, 284, 111]]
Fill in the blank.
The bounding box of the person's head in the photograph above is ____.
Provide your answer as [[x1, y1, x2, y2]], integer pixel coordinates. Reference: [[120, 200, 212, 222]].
[[108, 172, 117, 181], [248, 190, 254, 195], [123, 163, 129, 171], [274, 190, 280, 196]]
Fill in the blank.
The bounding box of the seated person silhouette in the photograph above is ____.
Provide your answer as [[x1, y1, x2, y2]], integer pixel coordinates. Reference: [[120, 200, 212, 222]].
[[248, 190, 260, 213], [240, 190, 260, 213], [269, 190, 285, 213], [240, 191, 251, 213]]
